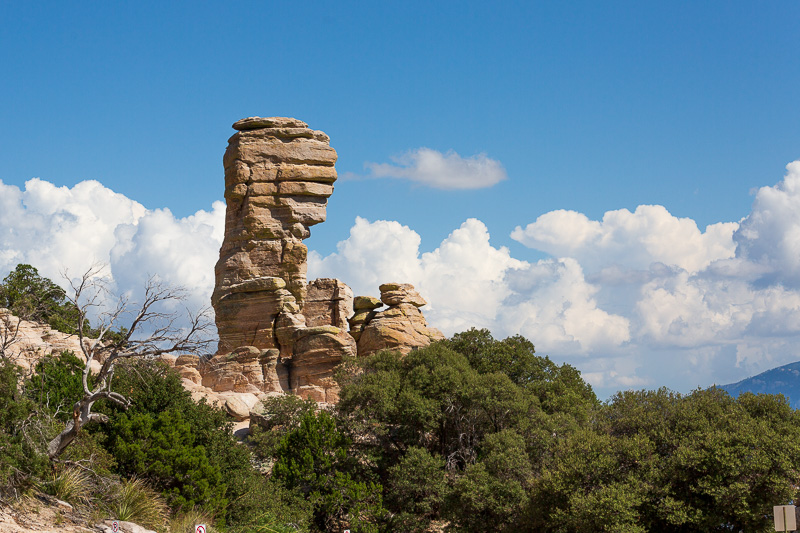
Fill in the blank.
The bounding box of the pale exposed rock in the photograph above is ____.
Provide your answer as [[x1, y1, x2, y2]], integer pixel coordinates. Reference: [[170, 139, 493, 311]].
[[219, 392, 261, 421], [97, 520, 157, 533], [303, 278, 354, 329], [379, 282, 428, 307], [260, 348, 289, 392], [0, 308, 101, 374], [274, 311, 307, 359], [175, 354, 200, 367], [233, 116, 308, 130], [54, 499, 73, 511], [348, 310, 376, 326], [177, 365, 202, 384], [157, 354, 177, 367], [358, 286, 445, 357], [200, 346, 264, 393], [347, 307, 378, 342], [293, 327, 355, 403]]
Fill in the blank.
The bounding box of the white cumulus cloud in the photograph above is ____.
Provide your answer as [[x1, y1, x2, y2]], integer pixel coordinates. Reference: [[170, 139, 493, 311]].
[[511, 205, 738, 273], [7, 158, 800, 399], [734, 161, 800, 287], [364, 148, 507, 189], [311, 159, 800, 398], [0, 178, 225, 319], [309, 217, 629, 354]]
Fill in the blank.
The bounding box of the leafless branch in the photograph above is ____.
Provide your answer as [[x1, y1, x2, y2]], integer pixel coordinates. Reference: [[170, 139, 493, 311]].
[[47, 268, 213, 458]]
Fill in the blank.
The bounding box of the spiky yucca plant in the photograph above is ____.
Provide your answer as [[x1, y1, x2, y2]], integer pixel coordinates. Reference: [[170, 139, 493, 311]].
[[41, 465, 91, 506], [108, 477, 168, 531]]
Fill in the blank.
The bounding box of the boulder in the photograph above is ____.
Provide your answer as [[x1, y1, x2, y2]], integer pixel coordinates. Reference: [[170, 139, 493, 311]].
[[379, 282, 428, 307], [357, 285, 445, 357], [353, 295, 382, 310], [303, 278, 354, 329]]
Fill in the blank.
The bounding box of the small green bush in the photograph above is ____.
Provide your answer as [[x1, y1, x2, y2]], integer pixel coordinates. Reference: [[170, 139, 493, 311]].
[[0, 360, 50, 499], [26, 351, 86, 421]]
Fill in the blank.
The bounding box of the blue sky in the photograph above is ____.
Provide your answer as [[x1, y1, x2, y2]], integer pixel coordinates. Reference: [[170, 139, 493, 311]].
[[2, 1, 800, 398]]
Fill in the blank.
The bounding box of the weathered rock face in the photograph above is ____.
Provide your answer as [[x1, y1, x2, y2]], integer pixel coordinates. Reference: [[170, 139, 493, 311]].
[[356, 283, 445, 357], [303, 278, 353, 329], [212, 117, 336, 353], [0, 308, 100, 374], [198, 118, 442, 406]]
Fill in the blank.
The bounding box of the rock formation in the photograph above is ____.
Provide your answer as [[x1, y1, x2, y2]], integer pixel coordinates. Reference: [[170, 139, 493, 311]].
[[0, 308, 100, 374], [194, 117, 443, 405], [356, 283, 445, 357], [212, 116, 336, 353]]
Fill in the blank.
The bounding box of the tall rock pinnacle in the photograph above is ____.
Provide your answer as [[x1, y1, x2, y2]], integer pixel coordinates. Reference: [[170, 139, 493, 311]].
[[197, 116, 443, 404], [212, 117, 337, 353]]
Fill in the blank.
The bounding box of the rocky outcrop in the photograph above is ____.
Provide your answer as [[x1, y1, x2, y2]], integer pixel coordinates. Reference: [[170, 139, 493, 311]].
[[193, 118, 443, 407], [303, 278, 353, 329], [356, 283, 445, 357], [212, 116, 337, 353], [348, 296, 382, 342], [0, 308, 100, 374]]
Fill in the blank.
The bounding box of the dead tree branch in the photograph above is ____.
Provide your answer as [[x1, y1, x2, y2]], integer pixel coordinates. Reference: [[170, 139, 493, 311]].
[[47, 268, 213, 458]]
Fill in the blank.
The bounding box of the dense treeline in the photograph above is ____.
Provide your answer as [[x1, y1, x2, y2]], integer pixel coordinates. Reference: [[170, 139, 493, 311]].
[[278, 330, 800, 532], [1, 266, 799, 532]]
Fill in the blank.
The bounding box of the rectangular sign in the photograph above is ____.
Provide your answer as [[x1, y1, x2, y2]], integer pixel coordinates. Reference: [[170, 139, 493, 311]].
[[775, 505, 797, 531]]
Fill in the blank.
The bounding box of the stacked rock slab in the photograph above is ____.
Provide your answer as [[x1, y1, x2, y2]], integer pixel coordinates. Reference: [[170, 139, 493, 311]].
[[208, 117, 356, 402], [356, 283, 445, 357], [348, 296, 382, 341]]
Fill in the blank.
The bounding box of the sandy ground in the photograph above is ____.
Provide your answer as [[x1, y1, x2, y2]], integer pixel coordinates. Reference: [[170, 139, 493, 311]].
[[0, 501, 97, 532]]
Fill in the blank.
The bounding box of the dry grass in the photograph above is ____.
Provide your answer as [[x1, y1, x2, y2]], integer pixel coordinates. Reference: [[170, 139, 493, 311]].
[[168, 507, 216, 533], [40, 466, 91, 507], [106, 477, 169, 531]]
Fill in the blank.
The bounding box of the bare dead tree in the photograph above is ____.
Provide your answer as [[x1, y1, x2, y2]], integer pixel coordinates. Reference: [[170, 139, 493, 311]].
[[46, 266, 213, 458], [0, 309, 41, 386], [0, 308, 23, 362]]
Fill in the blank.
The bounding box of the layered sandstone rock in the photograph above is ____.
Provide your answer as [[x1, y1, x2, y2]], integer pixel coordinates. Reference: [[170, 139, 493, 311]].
[[294, 278, 356, 402], [303, 278, 353, 329], [348, 296, 382, 342], [212, 117, 336, 354], [197, 118, 443, 407], [356, 283, 445, 357], [205, 117, 356, 401]]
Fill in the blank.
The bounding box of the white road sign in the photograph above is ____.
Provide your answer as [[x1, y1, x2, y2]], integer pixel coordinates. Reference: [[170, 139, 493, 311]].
[[195, 525, 207, 533], [775, 505, 797, 531], [111, 521, 119, 533]]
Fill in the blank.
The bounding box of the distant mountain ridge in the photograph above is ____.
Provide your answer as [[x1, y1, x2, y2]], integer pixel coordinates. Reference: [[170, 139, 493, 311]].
[[719, 360, 800, 408]]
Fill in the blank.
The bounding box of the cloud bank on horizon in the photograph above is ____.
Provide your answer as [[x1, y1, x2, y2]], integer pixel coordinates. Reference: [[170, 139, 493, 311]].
[[0, 178, 224, 315], [4, 162, 800, 396]]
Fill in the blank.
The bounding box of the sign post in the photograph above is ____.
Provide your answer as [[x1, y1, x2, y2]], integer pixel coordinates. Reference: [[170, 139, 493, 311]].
[[774, 505, 798, 532]]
